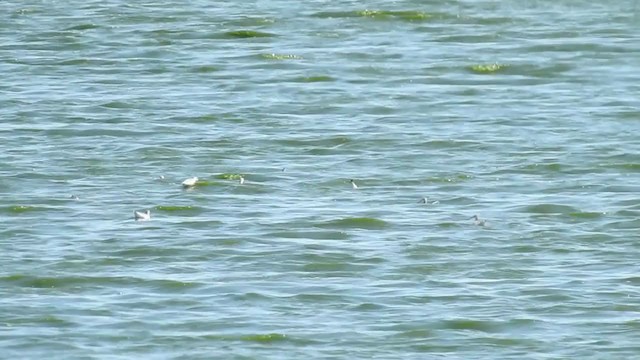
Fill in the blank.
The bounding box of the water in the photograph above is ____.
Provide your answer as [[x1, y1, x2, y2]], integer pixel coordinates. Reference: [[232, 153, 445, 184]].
[[1, 1, 640, 358]]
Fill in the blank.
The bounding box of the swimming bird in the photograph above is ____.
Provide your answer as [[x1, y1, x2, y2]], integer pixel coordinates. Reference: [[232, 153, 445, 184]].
[[239, 176, 245, 185], [70, 194, 79, 200], [470, 215, 486, 226], [134, 209, 151, 221], [182, 176, 198, 188], [419, 197, 439, 205], [350, 179, 358, 189]]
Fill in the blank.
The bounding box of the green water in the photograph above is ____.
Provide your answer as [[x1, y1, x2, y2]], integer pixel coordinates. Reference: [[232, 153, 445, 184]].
[[1, 1, 640, 359]]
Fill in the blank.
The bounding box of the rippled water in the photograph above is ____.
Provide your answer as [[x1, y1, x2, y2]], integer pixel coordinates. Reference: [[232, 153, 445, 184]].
[[2, 1, 640, 358]]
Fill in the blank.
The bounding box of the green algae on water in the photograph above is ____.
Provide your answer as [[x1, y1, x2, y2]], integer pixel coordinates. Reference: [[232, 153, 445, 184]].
[[313, 10, 433, 22], [216, 173, 243, 180], [316, 217, 388, 230], [224, 30, 274, 38], [295, 75, 334, 82], [155, 205, 196, 211], [469, 63, 508, 73], [240, 333, 287, 343], [356, 9, 432, 21], [8, 205, 37, 213]]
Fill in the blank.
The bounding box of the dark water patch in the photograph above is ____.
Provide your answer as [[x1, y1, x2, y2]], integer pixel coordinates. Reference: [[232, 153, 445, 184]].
[[45, 128, 151, 137], [53, 58, 112, 66], [224, 17, 275, 27], [438, 319, 501, 332], [259, 53, 303, 60], [64, 23, 99, 31], [111, 246, 188, 258], [268, 230, 350, 240], [607, 219, 640, 230], [524, 42, 632, 54], [614, 209, 640, 217], [521, 204, 580, 214], [4, 314, 74, 327], [432, 33, 500, 43], [437, 222, 461, 229], [292, 75, 334, 82], [515, 62, 573, 77], [277, 135, 351, 148], [291, 293, 348, 303], [222, 30, 275, 39], [509, 245, 541, 253], [302, 261, 353, 272], [568, 211, 605, 219], [312, 10, 435, 22], [190, 65, 220, 73], [394, 329, 434, 338], [99, 101, 132, 109], [418, 139, 485, 150], [521, 162, 565, 173], [238, 333, 288, 343], [1, 274, 201, 291], [352, 302, 385, 311], [315, 217, 388, 230], [604, 163, 640, 172]]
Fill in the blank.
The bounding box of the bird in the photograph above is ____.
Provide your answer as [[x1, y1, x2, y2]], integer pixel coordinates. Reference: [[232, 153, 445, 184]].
[[182, 177, 198, 188], [134, 209, 151, 221], [350, 179, 358, 189], [419, 197, 439, 205], [239, 176, 245, 185], [70, 194, 79, 200], [470, 215, 486, 226]]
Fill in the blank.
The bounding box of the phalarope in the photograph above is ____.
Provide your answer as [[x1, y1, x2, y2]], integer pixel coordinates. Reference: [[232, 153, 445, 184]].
[[134, 209, 151, 221], [181, 177, 198, 188]]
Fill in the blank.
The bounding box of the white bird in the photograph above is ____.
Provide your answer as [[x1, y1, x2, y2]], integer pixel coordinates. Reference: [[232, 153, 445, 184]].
[[350, 179, 358, 189], [239, 176, 245, 185], [134, 209, 151, 221], [182, 177, 198, 188], [419, 197, 440, 205], [470, 215, 486, 227]]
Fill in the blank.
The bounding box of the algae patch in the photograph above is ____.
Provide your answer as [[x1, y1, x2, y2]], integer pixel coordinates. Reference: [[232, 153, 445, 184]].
[[469, 63, 508, 73]]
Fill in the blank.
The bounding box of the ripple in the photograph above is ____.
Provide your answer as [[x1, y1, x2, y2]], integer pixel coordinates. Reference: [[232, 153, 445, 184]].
[[222, 30, 275, 38], [1, 274, 201, 291], [521, 204, 580, 214], [315, 217, 389, 230], [312, 10, 435, 22], [260, 53, 303, 60], [292, 75, 334, 82]]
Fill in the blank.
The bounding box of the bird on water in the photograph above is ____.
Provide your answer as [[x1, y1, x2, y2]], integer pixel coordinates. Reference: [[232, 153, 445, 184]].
[[350, 179, 358, 189], [470, 215, 486, 226], [182, 177, 198, 188], [134, 209, 151, 221]]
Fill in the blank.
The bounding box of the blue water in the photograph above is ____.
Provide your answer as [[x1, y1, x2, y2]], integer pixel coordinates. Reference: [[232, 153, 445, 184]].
[[1, 1, 640, 358]]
